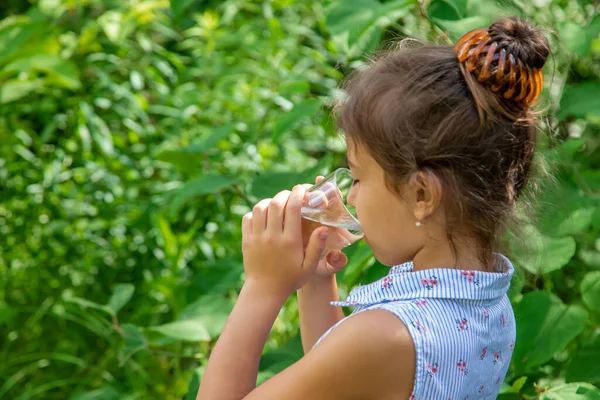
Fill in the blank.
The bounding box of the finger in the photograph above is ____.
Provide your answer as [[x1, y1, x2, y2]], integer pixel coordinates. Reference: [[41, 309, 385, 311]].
[[242, 212, 253, 237], [325, 250, 348, 273], [252, 198, 271, 234], [320, 181, 339, 201], [306, 191, 329, 209], [242, 212, 253, 249], [302, 227, 330, 273], [315, 175, 324, 183], [267, 190, 291, 233], [283, 185, 306, 237]]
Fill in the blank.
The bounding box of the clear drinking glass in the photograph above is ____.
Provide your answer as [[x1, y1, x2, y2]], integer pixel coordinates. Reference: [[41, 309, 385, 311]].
[[300, 168, 363, 253]]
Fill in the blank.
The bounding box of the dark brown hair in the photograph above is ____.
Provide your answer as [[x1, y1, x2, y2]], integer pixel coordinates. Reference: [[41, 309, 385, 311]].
[[335, 17, 550, 268]]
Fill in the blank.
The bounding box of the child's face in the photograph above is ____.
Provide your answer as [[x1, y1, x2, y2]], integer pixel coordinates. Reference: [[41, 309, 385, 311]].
[[346, 140, 426, 266]]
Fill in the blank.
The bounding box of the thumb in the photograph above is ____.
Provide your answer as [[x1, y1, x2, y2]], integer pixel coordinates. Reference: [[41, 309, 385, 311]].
[[325, 250, 348, 274], [303, 227, 330, 272]]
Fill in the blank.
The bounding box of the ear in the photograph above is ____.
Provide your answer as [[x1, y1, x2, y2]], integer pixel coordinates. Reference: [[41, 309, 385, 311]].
[[407, 170, 443, 222]]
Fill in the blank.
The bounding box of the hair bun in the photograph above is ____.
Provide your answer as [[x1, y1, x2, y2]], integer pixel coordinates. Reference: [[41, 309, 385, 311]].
[[454, 17, 550, 105]]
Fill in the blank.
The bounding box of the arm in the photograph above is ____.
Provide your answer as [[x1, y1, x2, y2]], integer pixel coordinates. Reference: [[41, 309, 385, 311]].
[[199, 286, 416, 400], [248, 309, 416, 399], [196, 187, 417, 399], [196, 281, 287, 400], [297, 275, 345, 353]]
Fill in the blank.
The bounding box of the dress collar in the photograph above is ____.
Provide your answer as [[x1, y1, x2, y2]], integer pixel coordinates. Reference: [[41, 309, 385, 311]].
[[332, 253, 514, 307]]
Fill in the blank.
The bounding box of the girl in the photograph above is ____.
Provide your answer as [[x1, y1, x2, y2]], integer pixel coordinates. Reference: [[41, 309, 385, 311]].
[[197, 17, 549, 400]]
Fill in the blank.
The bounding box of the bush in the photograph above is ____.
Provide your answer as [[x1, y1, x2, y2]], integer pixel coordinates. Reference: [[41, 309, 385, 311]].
[[0, 0, 599, 398]]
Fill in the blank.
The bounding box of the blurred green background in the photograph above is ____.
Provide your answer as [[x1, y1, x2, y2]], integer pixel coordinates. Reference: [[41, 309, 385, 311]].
[[1, 0, 599, 399]]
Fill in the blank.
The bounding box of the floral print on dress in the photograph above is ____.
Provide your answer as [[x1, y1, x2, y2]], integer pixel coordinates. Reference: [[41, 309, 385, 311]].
[[420, 276, 439, 289], [426, 362, 439, 377], [381, 276, 393, 290], [493, 351, 501, 364], [456, 359, 468, 375], [456, 318, 468, 331], [319, 254, 517, 399], [480, 347, 487, 360], [412, 321, 426, 333], [461, 270, 480, 285]]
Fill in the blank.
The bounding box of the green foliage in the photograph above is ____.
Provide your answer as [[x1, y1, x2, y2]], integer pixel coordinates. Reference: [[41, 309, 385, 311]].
[[1, 0, 599, 398]]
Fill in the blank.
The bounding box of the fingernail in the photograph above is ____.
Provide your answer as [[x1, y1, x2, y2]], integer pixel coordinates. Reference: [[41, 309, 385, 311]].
[[332, 252, 341, 262], [308, 193, 324, 208], [320, 231, 329, 240]]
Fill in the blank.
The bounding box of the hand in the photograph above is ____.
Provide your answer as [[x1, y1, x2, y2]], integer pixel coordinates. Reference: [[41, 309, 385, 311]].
[[241, 185, 331, 299], [301, 176, 348, 280]]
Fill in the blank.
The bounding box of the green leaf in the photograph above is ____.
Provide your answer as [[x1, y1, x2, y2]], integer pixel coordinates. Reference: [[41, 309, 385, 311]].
[[97, 11, 135, 43], [179, 294, 233, 338], [156, 215, 179, 259], [326, 0, 416, 55], [107, 284, 135, 314], [466, 0, 518, 17], [186, 125, 234, 153], [581, 171, 600, 192], [122, 324, 147, 351], [593, 207, 600, 231], [157, 124, 234, 170], [428, 0, 467, 20], [170, 174, 234, 217], [547, 207, 595, 236], [510, 225, 576, 275], [497, 395, 521, 400], [62, 295, 112, 315], [506, 376, 528, 393], [170, 0, 197, 18], [433, 16, 490, 41], [559, 82, 600, 119], [559, 22, 590, 57], [540, 383, 600, 399], [513, 291, 588, 371], [341, 240, 376, 286], [0, 18, 53, 67], [89, 114, 114, 156], [259, 335, 303, 373], [250, 155, 331, 199], [272, 99, 321, 141], [581, 271, 600, 312], [538, 186, 596, 236], [0, 303, 14, 324], [0, 79, 42, 103], [585, 15, 600, 56], [579, 250, 600, 270], [186, 367, 205, 400], [2, 54, 81, 90], [326, 0, 381, 37], [70, 385, 121, 400], [566, 335, 600, 384], [148, 320, 211, 342]]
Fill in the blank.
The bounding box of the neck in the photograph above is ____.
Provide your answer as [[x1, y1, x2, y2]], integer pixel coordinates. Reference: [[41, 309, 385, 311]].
[[411, 238, 488, 272]]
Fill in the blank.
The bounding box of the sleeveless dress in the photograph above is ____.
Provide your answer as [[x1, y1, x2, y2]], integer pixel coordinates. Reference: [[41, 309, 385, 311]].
[[313, 254, 516, 400]]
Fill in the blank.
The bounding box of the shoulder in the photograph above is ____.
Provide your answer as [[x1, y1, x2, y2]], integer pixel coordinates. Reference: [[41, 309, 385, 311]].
[[322, 308, 416, 355], [247, 309, 415, 400]]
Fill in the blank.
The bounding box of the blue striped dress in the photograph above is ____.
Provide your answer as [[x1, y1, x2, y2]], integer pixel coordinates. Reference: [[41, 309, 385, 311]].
[[314, 254, 516, 400]]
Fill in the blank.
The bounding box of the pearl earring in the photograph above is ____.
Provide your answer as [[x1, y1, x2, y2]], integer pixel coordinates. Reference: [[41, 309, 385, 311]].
[[416, 221, 422, 227]]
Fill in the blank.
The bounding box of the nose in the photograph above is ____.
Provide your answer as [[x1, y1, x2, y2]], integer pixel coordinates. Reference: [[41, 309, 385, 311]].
[[347, 184, 356, 208]]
